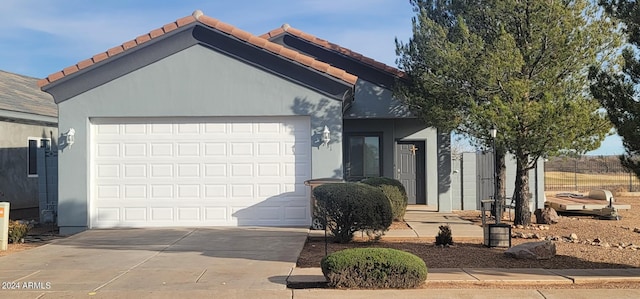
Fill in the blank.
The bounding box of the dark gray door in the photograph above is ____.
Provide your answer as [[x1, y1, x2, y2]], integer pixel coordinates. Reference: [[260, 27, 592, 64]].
[[396, 141, 425, 204]]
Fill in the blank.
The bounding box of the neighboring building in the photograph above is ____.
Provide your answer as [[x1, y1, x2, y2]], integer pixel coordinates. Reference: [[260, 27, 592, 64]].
[[38, 11, 452, 234], [0, 70, 58, 218]]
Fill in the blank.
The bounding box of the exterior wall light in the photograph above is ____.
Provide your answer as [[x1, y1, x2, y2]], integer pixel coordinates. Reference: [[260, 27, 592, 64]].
[[62, 128, 75, 149], [322, 126, 331, 147]]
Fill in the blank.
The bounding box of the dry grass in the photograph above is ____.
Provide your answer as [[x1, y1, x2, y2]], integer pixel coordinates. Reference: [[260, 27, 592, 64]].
[[545, 171, 640, 192]]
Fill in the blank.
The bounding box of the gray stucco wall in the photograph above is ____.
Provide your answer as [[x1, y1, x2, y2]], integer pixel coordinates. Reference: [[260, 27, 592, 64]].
[[343, 118, 452, 211], [346, 80, 412, 119], [56, 45, 343, 233], [0, 120, 58, 211]]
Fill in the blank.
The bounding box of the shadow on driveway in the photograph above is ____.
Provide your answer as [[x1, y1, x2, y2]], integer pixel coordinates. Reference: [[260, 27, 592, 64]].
[[0, 227, 308, 293]]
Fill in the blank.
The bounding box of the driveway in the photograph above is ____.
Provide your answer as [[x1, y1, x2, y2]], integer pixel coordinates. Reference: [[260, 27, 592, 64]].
[[0, 227, 307, 298]]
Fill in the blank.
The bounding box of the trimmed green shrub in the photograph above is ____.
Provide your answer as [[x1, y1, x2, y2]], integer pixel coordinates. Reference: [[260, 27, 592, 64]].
[[321, 248, 428, 288], [435, 224, 453, 246], [314, 183, 393, 243], [8, 221, 31, 243], [361, 177, 408, 221]]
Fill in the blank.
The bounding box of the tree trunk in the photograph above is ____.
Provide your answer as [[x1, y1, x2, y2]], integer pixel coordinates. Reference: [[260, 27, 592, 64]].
[[497, 147, 507, 219], [513, 156, 531, 226]]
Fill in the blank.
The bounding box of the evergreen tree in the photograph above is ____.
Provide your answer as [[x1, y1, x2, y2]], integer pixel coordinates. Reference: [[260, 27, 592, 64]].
[[396, 0, 618, 225], [590, 1, 640, 178]]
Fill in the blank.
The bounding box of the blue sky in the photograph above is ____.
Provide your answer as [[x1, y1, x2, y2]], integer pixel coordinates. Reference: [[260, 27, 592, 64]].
[[0, 0, 624, 155]]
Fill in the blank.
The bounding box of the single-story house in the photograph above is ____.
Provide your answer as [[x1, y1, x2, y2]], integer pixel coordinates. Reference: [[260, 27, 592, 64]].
[[0, 70, 58, 218], [38, 11, 451, 234]]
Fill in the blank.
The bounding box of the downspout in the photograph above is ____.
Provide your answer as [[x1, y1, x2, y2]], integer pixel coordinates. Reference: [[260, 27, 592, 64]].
[[341, 87, 355, 179]]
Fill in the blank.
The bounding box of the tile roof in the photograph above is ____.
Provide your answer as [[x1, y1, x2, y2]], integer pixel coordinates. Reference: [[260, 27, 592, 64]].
[[1, 70, 56, 117], [261, 24, 406, 79], [38, 11, 357, 89]]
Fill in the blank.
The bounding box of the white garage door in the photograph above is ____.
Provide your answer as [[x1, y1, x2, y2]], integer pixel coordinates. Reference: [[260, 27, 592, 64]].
[[90, 117, 311, 228]]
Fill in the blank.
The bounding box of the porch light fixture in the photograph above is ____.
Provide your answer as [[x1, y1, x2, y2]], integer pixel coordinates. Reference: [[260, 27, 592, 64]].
[[63, 128, 76, 148], [322, 126, 331, 147]]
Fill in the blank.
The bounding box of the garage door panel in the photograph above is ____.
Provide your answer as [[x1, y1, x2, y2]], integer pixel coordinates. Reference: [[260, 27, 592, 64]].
[[96, 208, 120, 222], [203, 164, 227, 177], [124, 185, 147, 198], [177, 123, 200, 134], [285, 206, 308, 220], [151, 185, 174, 198], [204, 143, 226, 156], [92, 117, 311, 227], [124, 208, 147, 221], [177, 164, 200, 177], [150, 208, 173, 221], [124, 164, 146, 178], [177, 207, 200, 221], [97, 164, 120, 178], [204, 184, 227, 197]]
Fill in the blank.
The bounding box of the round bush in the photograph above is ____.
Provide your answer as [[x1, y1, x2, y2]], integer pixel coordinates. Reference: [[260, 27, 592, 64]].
[[361, 177, 408, 221], [321, 248, 428, 289], [314, 182, 393, 243]]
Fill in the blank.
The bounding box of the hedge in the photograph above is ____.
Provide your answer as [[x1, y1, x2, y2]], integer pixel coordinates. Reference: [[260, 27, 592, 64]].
[[313, 182, 393, 243], [321, 248, 428, 288]]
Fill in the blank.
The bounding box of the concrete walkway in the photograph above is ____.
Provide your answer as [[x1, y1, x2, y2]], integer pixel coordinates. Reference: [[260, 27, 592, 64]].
[[389, 205, 485, 239], [289, 267, 640, 287]]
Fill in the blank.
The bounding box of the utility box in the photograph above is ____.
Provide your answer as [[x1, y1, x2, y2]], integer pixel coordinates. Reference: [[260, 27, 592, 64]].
[[304, 178, 344, 230], [0, 202, 9, 251]]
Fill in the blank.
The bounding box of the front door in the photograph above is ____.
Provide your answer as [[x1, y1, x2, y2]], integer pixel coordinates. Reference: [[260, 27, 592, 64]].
[[396, 141, 425, 204]]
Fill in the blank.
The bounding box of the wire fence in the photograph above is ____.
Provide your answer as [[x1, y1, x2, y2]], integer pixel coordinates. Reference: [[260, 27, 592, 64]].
[[544, 156, 640, 192]]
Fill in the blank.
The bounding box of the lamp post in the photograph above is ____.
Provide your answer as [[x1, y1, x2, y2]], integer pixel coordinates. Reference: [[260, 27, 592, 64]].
[[489, 127, 499, 224]]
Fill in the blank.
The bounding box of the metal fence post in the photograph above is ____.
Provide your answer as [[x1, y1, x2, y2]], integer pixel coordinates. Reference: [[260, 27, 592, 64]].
[[574, 160, 578, 191]]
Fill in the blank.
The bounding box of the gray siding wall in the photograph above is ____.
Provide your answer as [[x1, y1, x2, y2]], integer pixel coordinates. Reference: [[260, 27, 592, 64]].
[[451, 157, 461, 210], [0, 120, 57, 211], [461, 152, 478, 210], [57, 45, 343, 234]]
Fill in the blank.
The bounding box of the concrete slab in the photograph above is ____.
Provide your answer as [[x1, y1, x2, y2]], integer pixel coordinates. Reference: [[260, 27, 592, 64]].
[[288, 267, 327, 288], [0, 227, 308, 295], [0, 270, 41, 281], [463, 268, 572, 284], [426, 268, 479, 282], [35, 290, 294, 299], [382, 229, 418, 238], [403, 209, 484, 239], [293, 289, 546, 299], [540, 289, 640, 299], [307, 209, 485, 241], [7, 269, 127, 291], [549, 268, 640, 284]]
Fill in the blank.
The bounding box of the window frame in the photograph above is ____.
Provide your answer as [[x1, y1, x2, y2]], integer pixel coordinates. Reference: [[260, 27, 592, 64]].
[[27, 137, 51, 177], [343, 132, 383, 181]]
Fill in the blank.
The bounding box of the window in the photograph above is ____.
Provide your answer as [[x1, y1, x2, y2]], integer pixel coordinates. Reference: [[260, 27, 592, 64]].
[[345, 134, 382, 180], [27, 138, 51, 177]]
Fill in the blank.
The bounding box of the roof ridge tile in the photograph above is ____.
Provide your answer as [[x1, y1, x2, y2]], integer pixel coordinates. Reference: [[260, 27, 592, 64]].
[[38, 12, 357, 89], [38, 15, 197, 88], [262, 24, 406, 79]]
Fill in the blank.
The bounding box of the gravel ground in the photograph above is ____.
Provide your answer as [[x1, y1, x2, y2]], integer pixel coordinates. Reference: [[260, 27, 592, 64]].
[[297, 196, 640, 269]]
